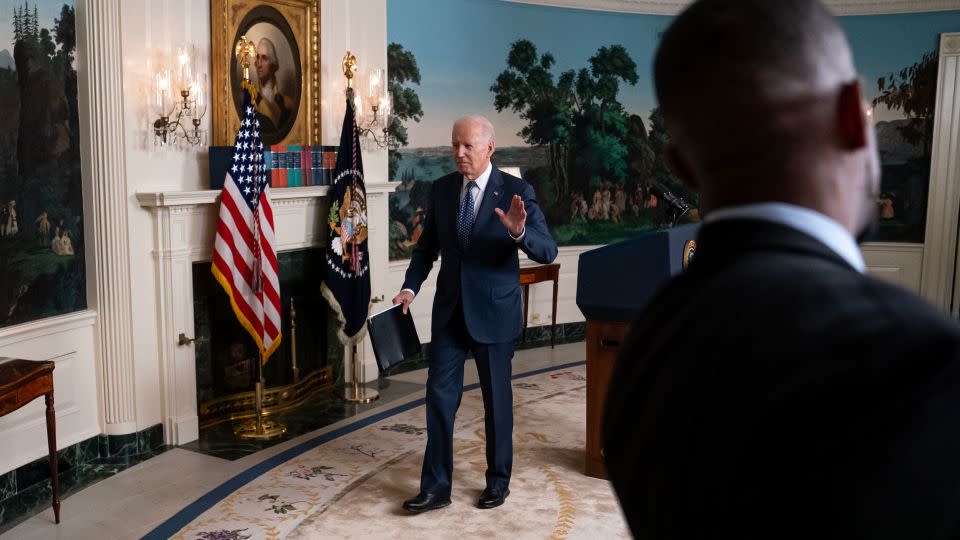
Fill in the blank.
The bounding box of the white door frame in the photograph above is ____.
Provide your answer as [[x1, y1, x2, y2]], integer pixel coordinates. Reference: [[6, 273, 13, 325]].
[[922, 33, 960, 314]]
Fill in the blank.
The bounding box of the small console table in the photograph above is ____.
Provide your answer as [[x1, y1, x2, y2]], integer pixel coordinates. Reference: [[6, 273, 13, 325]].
[[519, 263, 560, 347], [0, 358, 59, 523]]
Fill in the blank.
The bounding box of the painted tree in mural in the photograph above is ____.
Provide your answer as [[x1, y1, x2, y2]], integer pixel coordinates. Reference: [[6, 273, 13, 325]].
[[873, 49, 937, 160], [573, 45, 639, 195], [626, 113, 654, 201], [646, 107, 689, 199], [491, 40, 641, 209], [870, 48, 938, 243], [387, 42, 423, 180], [491, 40, 574, 197]]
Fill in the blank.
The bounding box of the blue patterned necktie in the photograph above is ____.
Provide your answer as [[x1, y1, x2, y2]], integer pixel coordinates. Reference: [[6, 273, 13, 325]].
[[457, 180, 478, 248]]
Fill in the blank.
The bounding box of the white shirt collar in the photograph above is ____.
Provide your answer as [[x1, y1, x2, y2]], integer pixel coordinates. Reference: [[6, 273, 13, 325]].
[[704, 202, 866, 272], [463, 162, 493, 192]]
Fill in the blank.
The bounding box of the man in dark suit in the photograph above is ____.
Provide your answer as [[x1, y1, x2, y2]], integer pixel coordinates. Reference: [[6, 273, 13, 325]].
[[603, 1, 960, 538], [393, 116, 557, 513]]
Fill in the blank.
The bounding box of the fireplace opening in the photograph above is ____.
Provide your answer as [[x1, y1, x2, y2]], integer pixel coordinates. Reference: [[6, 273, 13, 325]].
[[191, 248, 342, 431]]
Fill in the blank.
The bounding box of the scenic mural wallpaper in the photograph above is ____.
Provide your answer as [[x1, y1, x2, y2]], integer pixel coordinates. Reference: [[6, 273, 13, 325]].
[[0, 1, 83, 328], [386, 0, 960, 260]]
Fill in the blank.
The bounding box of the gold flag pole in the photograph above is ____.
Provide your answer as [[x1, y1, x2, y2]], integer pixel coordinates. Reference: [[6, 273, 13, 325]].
[[255, 353, 264, 434], [233, 36, 285, 440], [236, 350, 285, 440], [344, 343, 377, 403], [290, 298, 299, 382]]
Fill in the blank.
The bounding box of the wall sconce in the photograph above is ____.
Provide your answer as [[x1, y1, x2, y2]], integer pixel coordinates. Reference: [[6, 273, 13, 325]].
[[343, 52, 396, 151], [151, 44, 208, 147]]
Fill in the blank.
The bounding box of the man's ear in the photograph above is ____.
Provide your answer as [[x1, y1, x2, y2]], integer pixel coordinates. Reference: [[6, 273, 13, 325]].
[[838, 80, 868, 150], [665, 142, 699, 191]]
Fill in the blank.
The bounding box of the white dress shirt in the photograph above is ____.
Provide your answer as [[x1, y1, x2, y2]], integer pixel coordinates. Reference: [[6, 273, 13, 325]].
[[704, 202, 866, 273]]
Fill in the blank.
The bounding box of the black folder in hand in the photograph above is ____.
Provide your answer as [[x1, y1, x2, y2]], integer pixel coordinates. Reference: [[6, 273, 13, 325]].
[[367, 303, 421, 374]]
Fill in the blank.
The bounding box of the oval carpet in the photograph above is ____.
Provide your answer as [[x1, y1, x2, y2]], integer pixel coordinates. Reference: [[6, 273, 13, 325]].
[[167, 364, 629, 539]]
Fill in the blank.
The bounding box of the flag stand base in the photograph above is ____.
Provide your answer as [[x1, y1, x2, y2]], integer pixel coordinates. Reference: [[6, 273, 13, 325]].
[[234, 364, 287, 440], [342, 344, 379, 403], [343, 382, 379, 404], [234, 417, 287, 440]]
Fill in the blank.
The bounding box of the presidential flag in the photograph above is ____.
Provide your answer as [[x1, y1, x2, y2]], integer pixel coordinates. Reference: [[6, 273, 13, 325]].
[[321, 95, 371, 343], [211, 89, 281, 363]]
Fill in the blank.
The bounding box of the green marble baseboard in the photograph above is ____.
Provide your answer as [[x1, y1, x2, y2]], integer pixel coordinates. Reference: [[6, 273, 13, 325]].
[[0, 424, 167, 534], [388, 321, 586, 376]]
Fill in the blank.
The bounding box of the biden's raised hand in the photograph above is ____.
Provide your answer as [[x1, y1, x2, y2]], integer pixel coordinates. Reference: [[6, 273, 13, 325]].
[[494, 194, 526, 238]]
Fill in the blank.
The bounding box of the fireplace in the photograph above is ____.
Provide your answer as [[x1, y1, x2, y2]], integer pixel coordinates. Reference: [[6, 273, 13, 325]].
[[192, 248, 343, 429], [136, 183, 394, 445]]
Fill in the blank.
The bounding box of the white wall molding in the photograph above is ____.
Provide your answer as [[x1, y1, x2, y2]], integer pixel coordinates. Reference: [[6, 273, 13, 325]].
[[0, 310, 97, 349], [862, 243, 924, 292], [503, 0, 960, 15], [80, 0, 138, 436]]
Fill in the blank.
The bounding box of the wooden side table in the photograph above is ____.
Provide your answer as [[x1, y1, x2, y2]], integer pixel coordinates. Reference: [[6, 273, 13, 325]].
[[0, 358, 59, 523], [519, 263, 560, 347]]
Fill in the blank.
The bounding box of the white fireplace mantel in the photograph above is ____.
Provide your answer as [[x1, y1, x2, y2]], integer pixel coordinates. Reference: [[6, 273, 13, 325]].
[[136, 182, 396, 445]]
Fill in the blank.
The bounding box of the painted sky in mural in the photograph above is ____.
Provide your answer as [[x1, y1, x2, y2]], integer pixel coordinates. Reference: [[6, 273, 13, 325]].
[[392, 1, 960, 145], [0, 0, 66, 62], [390, 0, 669, 147]]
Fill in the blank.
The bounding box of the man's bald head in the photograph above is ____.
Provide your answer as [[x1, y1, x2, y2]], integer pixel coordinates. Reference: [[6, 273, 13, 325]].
[[656, 0, 853, 127], [656, 0, 856, 156], [654, 0, 880, 236]]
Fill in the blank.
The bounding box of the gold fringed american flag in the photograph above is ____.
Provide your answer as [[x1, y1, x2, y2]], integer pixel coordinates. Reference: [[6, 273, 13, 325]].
[[211, 88, 281, 363]]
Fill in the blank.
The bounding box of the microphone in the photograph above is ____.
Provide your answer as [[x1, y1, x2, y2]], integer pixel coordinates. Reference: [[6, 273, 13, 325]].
[[649, 181, 690, 226]]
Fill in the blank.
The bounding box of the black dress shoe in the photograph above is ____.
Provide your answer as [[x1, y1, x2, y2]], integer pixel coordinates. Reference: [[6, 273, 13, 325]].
[[477, 487, 510, 509], [403, 492, 451, 513]]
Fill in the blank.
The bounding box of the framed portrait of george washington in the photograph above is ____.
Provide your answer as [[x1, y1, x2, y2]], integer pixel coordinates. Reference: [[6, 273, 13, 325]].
[[211, 0, 320, 146]]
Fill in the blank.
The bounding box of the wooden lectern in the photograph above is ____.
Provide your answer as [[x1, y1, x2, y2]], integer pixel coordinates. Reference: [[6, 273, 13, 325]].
[[577, 223, 699, 479]]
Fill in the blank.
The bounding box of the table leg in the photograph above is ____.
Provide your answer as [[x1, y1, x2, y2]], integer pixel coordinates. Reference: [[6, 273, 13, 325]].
[[551, 279, 558, 348], [45, 391, 60, 524], [522, 284, 530, 341]]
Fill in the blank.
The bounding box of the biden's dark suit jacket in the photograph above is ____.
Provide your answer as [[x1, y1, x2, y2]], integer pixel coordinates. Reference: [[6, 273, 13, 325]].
[[603, 218, 960, 539], [402, 168, 558, 342]]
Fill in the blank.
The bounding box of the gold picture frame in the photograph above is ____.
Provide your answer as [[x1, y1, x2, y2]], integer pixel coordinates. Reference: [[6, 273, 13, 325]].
[[211, 0, 320, 146]]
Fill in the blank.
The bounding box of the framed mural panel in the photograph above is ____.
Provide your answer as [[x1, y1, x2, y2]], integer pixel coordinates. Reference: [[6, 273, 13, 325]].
[[0, 1, 85, 329], [386, 1, 960, 261], [211, 0, 320, 146]]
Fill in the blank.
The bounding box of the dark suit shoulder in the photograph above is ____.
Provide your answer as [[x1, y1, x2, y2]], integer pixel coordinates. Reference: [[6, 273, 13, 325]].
[[857, 273, 960, 339], [657, 251, 960, 351]]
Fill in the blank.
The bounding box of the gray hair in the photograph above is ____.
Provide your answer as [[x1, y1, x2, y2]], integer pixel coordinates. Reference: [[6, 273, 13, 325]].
[[258, 37, 279, 71], [454, 115, 495, 144]]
